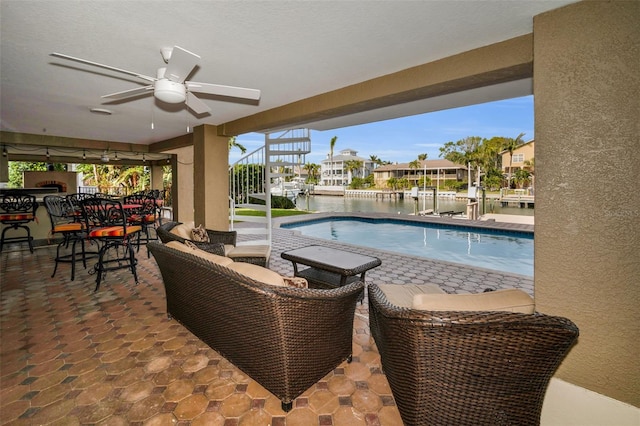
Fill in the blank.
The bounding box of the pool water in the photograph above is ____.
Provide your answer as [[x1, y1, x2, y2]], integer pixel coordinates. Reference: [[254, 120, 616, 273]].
[[282, 218, 533, 276]]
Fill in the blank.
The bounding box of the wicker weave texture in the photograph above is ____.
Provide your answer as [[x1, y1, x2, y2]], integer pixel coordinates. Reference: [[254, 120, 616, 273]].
[[368, 283, 579, 426], [148, 242, 364, 406]]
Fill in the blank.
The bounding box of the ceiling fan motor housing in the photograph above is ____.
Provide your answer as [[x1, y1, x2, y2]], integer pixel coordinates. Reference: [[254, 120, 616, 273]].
[[154, 79, 186, 103]]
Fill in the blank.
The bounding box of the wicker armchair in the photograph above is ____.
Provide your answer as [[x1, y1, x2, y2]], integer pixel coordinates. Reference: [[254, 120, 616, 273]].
[[157, 220, 270, 266], [156, 220, 234, 257], [148, 241, 364, 412], [368, 283, 579, 426]]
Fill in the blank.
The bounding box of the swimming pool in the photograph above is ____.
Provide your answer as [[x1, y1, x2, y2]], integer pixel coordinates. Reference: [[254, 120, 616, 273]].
[[281, 217, 533, 276]]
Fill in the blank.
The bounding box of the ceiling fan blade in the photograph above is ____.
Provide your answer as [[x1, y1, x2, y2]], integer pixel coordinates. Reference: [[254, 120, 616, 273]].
[[102, 85, 154, 100], [186, 81, 261, 101], [164, 46, 200, 83], [50, 52, 156, 83], [186, 92, 211, 115]]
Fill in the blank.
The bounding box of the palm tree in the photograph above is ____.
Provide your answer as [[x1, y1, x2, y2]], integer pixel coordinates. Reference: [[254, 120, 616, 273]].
[[524, 157, 535, 191], [386, 177, 398, 190], [503, 132, 525, 188], [116, 166, 148, 194], [329, 136, 338, 185], [369, 154, 383, 169], [228, 136, 247, 154], [513, 169, 531, 189], [439, 136, 484, 188], [417, 153, 428, 161], [303, 162, 320, 184], [408, 159, 421, 184], [344, 159, 363, 184]]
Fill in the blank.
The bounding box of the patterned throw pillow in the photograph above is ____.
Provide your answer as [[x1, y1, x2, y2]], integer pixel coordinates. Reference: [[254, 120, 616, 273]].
[[282, 276, 308, 289], [184, 240, 199, 250], [191, 224, 210, 242]]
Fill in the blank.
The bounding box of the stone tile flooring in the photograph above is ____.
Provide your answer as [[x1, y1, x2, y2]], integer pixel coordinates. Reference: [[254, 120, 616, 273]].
[[1, 219, 533, 425]]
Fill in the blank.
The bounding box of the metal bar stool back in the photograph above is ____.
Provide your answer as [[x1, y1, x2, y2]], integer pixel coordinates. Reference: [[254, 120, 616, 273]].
[[79, 197, 141, 291], [123, 193, 158, 257], [43, 195, 95, 281], [0, 191, 38, 253]]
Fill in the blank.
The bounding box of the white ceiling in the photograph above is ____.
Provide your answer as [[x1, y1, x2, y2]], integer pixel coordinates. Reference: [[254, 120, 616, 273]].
[[1, 1, 575, 147]]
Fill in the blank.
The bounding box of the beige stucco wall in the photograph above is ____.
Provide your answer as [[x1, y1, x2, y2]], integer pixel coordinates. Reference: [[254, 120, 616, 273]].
[[193, 125, 229, 232], [164, 146, 194, 224], [534, 0, 640, 407]]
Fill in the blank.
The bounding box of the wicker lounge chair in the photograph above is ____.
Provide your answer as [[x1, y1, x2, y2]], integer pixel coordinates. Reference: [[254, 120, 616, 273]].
[[368, 283, 579, 426], [148, 241, 364, 412], [157, 221, 234, 256], [157, 220, 270, 266]]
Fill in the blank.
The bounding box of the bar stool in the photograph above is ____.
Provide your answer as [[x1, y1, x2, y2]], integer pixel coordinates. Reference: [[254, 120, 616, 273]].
[[66, 193, 95, 222], [123, 193, 158, 258], [43, 195, 95, 281], [79, 197, 141, 291], [0, 191, 38, 253]]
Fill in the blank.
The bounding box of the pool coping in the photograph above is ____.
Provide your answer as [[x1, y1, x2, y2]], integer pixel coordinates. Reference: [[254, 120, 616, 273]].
[[273, 211, 534, 234]]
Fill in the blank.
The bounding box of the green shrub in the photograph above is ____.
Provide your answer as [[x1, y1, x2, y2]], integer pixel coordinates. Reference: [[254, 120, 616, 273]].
[[249, 195, 296, 209]]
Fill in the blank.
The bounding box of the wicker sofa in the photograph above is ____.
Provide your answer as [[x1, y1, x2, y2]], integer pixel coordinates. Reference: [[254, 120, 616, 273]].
[[368, 283, 579, 426], [157, 220, 270, 266], [147, 241, 364, 412]]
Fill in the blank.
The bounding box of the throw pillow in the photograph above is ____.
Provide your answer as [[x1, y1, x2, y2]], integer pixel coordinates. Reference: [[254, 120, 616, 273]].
[[282, 276, 308, 288], [184, 240, 199, 250], [191, 224, 210, 242], [412, 288, 535, 314], [169, 222, 194, 240]]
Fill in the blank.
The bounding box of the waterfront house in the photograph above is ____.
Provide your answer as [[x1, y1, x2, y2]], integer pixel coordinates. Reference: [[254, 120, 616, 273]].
[[320, 148, 376, 186], [372, 159, 468, 189], [501, 139, 535, 186]]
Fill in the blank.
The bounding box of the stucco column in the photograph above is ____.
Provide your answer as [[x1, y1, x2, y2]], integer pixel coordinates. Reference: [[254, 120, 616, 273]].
[[0, 151, 8, 183], [534, 1, 639, 407], [193, 124, 229, 231], [150, 163, 164, 192]]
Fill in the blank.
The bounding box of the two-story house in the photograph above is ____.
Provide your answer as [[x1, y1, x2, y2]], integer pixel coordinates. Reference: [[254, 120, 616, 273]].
[[373, 159, 468, 189], [320, 148, 375, 186], [501, 140, 534, 188]]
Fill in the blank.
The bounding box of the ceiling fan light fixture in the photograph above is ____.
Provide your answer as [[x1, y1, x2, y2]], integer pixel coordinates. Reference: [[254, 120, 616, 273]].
[[154, 79, 186, 103], [90, 108, 113, 115], [160, 47, 173, 64]]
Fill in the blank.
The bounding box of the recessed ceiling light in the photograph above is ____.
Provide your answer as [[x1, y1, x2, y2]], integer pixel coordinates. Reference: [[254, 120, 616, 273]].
[[89, 108, 113, 115]]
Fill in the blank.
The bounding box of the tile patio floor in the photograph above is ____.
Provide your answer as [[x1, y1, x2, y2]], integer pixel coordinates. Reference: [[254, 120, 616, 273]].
[[1, 217, 533, 425]]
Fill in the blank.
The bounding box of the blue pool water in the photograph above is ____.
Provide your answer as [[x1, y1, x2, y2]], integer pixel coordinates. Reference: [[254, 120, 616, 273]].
[[282, 217, 533, 276]]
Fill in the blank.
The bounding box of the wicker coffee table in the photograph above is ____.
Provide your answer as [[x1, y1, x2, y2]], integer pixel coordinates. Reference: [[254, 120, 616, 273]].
[[281, 245, 382, 291]]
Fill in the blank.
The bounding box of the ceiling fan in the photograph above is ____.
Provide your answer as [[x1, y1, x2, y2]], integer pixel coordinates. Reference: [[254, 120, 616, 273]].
[[50, 46, 261, 115]]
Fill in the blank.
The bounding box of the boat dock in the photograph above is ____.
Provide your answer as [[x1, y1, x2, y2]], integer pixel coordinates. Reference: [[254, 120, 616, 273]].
[[499, 189, 535, 208]]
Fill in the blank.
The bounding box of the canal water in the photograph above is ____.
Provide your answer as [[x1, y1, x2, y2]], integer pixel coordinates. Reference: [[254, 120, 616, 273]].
[[296, 194, 535, 217]]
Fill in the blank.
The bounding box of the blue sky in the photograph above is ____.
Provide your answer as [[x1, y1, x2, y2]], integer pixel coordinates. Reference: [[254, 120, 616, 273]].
[[232, 95, 533, 165]]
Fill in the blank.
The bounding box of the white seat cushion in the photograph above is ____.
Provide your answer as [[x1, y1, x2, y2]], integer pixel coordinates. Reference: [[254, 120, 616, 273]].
[[377, 284, 445, 308], [412, 288, 535, 314], [227, 262, 285, 286], [227, 245, 271, 260], [166, 240, 233, 267]]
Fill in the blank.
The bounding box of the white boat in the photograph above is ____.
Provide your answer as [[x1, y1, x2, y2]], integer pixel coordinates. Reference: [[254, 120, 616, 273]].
[[271, 181, 301, 201]]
